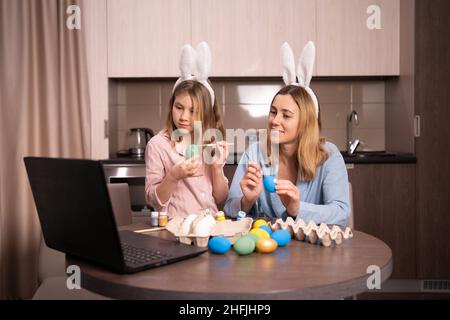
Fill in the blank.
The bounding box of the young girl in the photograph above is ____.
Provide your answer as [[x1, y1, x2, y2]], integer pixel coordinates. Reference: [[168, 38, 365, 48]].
[[224, 42, 350, 226], [145, 43, 229, 218]]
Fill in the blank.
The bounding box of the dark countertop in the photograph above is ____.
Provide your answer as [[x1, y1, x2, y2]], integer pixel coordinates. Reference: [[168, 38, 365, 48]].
[[340, 151, 416, 164], [102, 151, 416, 166], [100, 157, 145, 165]]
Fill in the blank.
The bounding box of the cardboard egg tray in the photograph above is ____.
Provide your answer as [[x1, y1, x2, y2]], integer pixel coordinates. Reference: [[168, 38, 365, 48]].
[[271, 217, 353, 247], [166, 216, 253, 247]]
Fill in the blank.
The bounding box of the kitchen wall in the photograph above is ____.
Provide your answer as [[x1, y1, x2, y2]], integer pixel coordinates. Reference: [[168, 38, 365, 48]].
[[109, 79, 385, 156]]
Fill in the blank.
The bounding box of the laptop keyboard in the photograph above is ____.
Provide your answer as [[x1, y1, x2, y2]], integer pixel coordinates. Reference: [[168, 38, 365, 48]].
[[121, 242, 171, 265]]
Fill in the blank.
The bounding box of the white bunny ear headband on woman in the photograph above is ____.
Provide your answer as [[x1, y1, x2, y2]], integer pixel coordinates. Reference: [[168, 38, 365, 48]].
[[172, 41, 215, 106], [281, 41, 319, 118]]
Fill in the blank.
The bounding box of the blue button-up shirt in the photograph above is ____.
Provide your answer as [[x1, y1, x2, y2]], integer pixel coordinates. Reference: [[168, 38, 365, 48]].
[[224, 141, 350, 227]]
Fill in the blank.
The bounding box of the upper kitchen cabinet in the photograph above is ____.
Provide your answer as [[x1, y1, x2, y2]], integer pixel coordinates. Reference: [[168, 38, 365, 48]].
[[191, 0, 316, 77], [107, 0, 191, 77], [316, 0, 399, 76]]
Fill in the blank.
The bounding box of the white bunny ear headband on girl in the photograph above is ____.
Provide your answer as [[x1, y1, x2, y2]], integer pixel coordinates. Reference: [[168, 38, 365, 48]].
[[281, 41, 319, 119], [172, 42, 215, 106]]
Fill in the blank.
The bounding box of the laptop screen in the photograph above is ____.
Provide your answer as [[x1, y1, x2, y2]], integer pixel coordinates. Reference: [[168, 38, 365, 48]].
[[24, 157, 125, 271]]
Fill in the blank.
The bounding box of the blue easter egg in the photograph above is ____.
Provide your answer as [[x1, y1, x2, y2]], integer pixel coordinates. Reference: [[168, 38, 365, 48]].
[[263, 175, 276, 193], [208, 236, 231, 254], [271, 230, 291, 247], [259, 225, 272, 235]]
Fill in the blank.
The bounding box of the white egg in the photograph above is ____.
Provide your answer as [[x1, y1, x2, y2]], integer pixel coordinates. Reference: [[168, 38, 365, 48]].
[[193, 215, 216, 237], [180, 214, 197, 235]]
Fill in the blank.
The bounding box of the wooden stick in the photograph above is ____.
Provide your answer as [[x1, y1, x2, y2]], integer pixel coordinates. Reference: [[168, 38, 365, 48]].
[[197, 143, 234, 147], [134, 227, 166, 233]]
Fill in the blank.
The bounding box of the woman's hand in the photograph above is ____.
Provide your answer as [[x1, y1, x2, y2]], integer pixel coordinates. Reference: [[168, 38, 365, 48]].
[[240, 162, 263, 210], [275, 179, 300, 216], [209, 141, 229, 170], [169, 157, 203, 181]]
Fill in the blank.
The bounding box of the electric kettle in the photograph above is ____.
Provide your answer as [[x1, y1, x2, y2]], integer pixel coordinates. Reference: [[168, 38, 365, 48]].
[[127, 128, 154, 157]]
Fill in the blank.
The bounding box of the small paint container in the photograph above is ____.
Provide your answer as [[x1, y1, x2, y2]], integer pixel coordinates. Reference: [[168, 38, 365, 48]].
[[237, 211, 246, 221], [158, 212, 168, 227], [151, 211, 159, 227]]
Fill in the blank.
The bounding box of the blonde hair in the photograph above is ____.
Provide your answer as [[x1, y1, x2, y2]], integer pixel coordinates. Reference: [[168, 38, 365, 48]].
[[268, 85, 329, 181], [165, 80, 225, 144]]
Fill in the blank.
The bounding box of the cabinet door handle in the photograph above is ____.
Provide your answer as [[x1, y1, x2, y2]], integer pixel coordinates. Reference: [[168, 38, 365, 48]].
[[104, 119, 109, 139], [414, 115, 421, 138]]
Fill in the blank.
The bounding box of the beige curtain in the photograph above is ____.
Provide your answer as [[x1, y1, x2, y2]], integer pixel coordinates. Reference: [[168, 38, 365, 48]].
[[0, 0, 91, 299]]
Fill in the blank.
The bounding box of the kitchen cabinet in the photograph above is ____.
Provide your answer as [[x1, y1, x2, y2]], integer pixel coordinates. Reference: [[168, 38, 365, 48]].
[[107, 0, 191, 77], [414, 0, 450, 279], [347, 164, 416, 279], [107, 0, 399, 77], [316, 0, 399, 76], [191, 0, 316, 77], [84, 0, 109, 159]]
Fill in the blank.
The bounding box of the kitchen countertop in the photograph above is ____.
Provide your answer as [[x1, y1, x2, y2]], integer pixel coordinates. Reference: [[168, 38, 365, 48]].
[[102, 152, 416, 166], [340, 151, 416, 164], [100, 157, 145, 165]]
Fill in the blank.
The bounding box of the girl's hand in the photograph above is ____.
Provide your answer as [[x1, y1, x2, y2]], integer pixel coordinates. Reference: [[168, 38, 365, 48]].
[[169, 157, 203, 181], [209, 141, 229, 169], [240, 162, 263, 205], [275, 179, 300, 216]]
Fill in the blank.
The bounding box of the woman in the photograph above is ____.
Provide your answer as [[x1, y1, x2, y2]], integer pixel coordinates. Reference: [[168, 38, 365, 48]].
[[224, 42, 350, 226]]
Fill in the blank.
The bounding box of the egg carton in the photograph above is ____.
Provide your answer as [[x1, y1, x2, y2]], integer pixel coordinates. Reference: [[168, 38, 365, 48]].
[[166, 216, 253, 247], [271, 217, 353, 247]]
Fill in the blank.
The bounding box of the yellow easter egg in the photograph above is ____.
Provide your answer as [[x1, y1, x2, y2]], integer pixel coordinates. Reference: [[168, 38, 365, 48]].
[[249, 228, 270, 240], [256, 238, 278, 253], [253, 219, 269, 229]]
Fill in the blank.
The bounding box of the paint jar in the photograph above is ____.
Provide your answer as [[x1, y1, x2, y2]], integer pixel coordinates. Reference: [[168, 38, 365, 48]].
[[237, 211, 246, 221], [158, 212, 168, 227], [215, 211, 225, 221], [151, 211, 159, 227]]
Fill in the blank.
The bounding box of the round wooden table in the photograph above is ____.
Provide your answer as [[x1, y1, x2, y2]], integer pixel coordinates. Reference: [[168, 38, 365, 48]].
[[68, 229, 392, 299]]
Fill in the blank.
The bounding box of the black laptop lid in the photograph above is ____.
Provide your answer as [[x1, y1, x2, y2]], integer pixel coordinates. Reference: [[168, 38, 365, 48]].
[[24, 157, 125, 271]]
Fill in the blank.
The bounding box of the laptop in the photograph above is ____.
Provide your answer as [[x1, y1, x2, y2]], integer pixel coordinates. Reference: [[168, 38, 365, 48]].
[[24, 157, 207, 274]]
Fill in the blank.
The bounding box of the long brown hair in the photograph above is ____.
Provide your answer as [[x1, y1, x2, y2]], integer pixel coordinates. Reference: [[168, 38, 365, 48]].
[[268, 85, 329, 181], [165, 80, 225, 144]]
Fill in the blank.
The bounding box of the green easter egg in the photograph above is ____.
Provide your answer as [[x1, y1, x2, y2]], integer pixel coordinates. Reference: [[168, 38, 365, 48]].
[[186, 145, 199, 159], [233, 236, 256, 255]]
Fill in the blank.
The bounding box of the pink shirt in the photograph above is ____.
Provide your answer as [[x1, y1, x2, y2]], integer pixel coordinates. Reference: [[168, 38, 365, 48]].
[[145, 131, 227, 218]]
